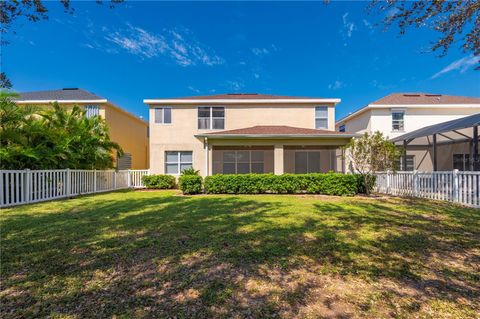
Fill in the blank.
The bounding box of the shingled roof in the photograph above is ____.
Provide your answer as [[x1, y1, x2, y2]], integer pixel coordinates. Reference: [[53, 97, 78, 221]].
[[167, 93, 315, 100], [196, 125, 358, 138], [371, 93, 480, 105], [17, 88, 105, 101]]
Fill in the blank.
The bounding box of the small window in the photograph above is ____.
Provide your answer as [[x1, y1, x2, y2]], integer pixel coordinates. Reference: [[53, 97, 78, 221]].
[[165, 151, 193, 174], [338, 124, 345, 132], [85, 105, 100, 118], [453, 154, 471, 171], [295, 151, 321, 173], [198, 106, 224, 130], [315, 106, 328, 129], [155, 107, 172, 124], [392, 111, 404, 131], [398, 155, 415, 171]]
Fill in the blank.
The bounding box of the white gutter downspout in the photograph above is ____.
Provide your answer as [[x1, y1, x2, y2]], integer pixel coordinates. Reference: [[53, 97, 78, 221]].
[[204, 137, 209, 177]]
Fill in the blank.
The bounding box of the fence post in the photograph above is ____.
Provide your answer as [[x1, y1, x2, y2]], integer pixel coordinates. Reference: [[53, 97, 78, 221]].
[[127, 170, 132, 188], [386, 170, 391, 194], [66, 169, 71, 197], [413, 170, 418, 197], [93, 170, 97, 193], [25, 169, 31, 204], [453, 169, 459, 202], [113, 171, 117, 190]]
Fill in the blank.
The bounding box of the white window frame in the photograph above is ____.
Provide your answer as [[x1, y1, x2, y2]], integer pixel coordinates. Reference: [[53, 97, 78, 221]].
[[85, 105, 100, 118], [315, 106, 329, 129], [165, 151, 193, 175], [198, 106, 225, 130], [155, 107, 172, 124], [391, 110, 405, 132]]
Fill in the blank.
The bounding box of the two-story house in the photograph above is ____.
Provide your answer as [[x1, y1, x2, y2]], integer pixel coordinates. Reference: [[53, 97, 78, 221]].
[[144, 93, 358, 177], [335, 93, 480, 171], [17, 88, 149, 169]]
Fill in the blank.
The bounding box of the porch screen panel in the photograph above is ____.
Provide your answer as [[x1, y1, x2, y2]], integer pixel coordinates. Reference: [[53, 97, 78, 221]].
[[218, 150, 265, 174], [295, 152, 308, 174], [295, 151, 321, 173], [308, 152, 321, 172]]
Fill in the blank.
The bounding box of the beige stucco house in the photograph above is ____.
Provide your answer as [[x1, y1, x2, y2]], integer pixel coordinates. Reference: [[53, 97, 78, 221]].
[[144, 93, 358, 177], [17, 88, 149, 169], [335, 93, 480, 171]]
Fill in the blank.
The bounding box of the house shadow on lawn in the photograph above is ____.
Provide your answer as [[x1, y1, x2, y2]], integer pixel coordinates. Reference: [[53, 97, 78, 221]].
[[1, 190, 479, 318]]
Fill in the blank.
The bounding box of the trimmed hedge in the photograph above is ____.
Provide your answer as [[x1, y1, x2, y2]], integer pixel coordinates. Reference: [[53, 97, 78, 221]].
[[204, 172, 364, 196], [141, 174, 176, 189], [178, 175, 203, 194]]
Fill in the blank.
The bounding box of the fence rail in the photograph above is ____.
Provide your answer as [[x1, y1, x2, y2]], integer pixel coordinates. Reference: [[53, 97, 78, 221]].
[[375, 170, 480, 208], [0, 169, 148, 208]]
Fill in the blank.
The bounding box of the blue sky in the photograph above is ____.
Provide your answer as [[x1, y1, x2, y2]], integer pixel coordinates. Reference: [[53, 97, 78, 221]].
[[4, 1, 479, 121]]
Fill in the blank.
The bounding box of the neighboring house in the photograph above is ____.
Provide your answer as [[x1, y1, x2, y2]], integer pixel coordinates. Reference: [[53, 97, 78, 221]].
[[335, 93, 480, 171], [144, 93, 358, 177], [16, 88, 149, 169]]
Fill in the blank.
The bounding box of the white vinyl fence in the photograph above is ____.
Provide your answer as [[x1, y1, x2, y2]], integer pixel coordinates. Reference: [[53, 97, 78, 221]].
[[0, 169, 149, 208], [375, 170, 480, 208]]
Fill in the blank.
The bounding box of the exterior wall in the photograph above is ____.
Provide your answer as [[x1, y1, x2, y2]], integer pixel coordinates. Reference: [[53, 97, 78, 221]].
[[336, 109, 371, 133], [104, 104, 149, 169], [369, 107, 480, 139], [148, 103, 338, 175]]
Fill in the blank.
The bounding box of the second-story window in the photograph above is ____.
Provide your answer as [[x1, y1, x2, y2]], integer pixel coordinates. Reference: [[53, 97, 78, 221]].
[[338, 124, 345, 132], [198, 106, 224, 130], [315, 106, 328, 129], [392, 111, 405, 131], [85, 105, 100, 118], [155, 107, 172, 124]]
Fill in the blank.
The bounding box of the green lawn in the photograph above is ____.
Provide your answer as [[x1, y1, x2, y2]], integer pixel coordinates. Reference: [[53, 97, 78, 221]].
[[1, 190, 479, 318]]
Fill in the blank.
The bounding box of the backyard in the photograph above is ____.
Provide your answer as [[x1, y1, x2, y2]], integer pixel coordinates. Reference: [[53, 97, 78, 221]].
[[1, 190, 479, 318]]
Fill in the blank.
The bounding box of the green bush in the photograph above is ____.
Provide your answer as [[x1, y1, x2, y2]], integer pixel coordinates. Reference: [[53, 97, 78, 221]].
[[141, 174, 176, 189], [204, 172, 362, 196], [178, 175, 203, 194], [181, 167, 200, 175], [355, 174, 376, 194]]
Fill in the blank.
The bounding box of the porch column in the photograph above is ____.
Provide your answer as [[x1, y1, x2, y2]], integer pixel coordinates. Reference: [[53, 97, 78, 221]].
[[474, 126, 479, 171], [432, 134, 438, 171], [274, 144, 284, 175], [204, 138, 209, 177]]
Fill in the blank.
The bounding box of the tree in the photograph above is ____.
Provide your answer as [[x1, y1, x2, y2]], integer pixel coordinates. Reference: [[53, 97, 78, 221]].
[[0, 72, 12, 89], [344, 131, 402, 195], [369, 0, 480, 68], [0, 0, 123, 38], [0, 91, 122, 170]]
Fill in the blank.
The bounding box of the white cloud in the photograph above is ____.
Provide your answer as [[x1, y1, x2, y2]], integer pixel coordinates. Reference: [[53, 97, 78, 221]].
[[188, 86, 201, 93], [251, 47, 270, 56], [363, 19, 374, 32], [328, 80, 345, 90], [431, 55, 479, 79], [254, 73, 260, 79], [227, 80, 244, 91], [251, 44, 278, 57], [342, 12, 356, 38], [89, 23, 224, 67]]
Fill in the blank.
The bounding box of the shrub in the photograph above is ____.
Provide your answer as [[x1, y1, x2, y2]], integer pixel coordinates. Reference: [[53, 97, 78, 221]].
[[204, 172, 362, 196], [141, 174, 176, 189], [179, 175, 203, 194], [181, 167, 200, 176]]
